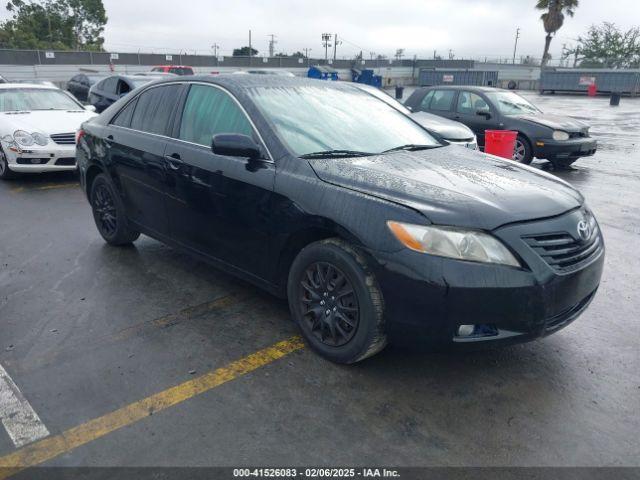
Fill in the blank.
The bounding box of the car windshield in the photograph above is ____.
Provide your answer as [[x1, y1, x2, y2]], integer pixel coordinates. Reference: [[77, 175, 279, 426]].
[[485, 91, 541, 115], [248, 85, 440, 156], [0, 88, 80, 112]]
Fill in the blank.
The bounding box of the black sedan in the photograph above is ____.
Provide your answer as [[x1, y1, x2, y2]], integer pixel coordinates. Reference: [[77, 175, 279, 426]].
[[88, 74, 163, 113], [77, 76, 604, 363], [67, 73, 105, 103], [405, 86, 597, 167]]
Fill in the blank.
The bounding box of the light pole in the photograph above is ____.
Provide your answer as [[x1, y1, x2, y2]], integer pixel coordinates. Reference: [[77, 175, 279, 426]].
[[512, 27, 520, 64]]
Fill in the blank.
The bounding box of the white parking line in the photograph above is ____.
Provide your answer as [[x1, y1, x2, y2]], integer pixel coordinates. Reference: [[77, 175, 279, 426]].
[[0, 363, 49, 448]]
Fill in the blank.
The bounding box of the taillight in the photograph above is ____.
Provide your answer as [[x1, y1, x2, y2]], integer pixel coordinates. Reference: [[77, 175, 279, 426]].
[[76, 129, 85, 144]]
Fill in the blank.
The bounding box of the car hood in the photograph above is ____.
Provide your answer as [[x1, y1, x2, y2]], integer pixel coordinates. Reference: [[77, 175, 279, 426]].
[[514, 113, 589, 132], [0, 109, 96, 135], [308, 146, 583, 230], [411, 111, 475, 140]]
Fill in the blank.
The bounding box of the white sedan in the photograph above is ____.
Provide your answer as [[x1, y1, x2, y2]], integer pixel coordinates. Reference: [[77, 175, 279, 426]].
[[0, 83, 97, 179]]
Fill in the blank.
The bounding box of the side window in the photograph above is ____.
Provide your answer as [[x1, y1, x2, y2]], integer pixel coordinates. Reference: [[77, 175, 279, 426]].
[[151, 67, 163, 72], [178, 84, 253, 147], [117, 80, 131, 95], [111, 99, 137, 128], [430, 90, 455, 111], [457, 92, 490, 115], [130, 85, 181, 135], [419, 90, 435, 110], [101, 77, 118, 94]]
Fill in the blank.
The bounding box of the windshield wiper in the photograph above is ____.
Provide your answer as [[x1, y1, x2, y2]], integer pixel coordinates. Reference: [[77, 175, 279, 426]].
[[382, 144, 439, 154], [299, 149, 374, 159]]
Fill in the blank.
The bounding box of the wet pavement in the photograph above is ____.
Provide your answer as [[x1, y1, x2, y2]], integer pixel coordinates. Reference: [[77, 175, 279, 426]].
[[0, 92, 638, 470]]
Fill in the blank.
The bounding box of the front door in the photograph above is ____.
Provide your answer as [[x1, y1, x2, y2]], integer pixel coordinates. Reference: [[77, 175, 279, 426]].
[[453, 91, 500, 148], [163, 83, 275, 279]]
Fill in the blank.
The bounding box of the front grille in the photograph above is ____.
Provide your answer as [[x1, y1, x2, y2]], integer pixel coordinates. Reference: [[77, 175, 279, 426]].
[[55, 157, 76, 166], [17, 157, 50, 165], [522, 216, 602, 272], [50, 133, 76, 145]]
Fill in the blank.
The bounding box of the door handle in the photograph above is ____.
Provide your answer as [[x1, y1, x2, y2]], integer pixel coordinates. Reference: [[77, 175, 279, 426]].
[[164, 153, 183, 170]]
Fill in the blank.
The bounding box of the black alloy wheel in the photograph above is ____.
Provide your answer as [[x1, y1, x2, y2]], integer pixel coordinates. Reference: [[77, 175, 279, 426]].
[[93, 183, 118, 238], [90, 174, 140, 245], [300, 262, 359, 347]]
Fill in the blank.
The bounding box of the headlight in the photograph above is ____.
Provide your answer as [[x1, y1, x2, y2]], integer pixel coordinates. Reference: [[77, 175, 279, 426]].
[[387, 221, 521, 267], [31, 132, 49, 146], [14, 130, 34, 146], [552, 130, 570, 141]]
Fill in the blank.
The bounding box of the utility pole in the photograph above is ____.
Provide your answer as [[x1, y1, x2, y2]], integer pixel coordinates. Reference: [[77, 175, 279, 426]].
[[395, 48, 404, 61], [332, 33, 342, 61], [321, 33, 332, 61], [249, 30, 252, 58], [267, 34, 277, 57], [512, 27, 520, 64], [303, 48, 312, 58], [211, 43, 219, 57]]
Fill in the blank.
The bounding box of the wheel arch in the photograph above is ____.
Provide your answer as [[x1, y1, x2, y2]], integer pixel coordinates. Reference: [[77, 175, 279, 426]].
[[85, 164, 105, 199], [274, 219, 365, 298]]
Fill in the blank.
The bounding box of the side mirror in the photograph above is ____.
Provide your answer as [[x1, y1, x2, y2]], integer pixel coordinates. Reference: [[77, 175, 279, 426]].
[[476, 110, 491, 119], [85, 104, 96, 112], [212, 134, 262, 159]]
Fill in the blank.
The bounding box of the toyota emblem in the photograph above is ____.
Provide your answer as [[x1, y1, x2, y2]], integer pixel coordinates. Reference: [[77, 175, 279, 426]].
[[577, 220, 591, 241]]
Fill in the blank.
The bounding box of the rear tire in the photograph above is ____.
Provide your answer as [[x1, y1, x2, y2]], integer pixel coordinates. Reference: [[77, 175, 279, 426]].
[[0, 148, 18, 180], [90, 174, 140, 245], [513, 135, 533, 164], [287, 238, 387, 364]]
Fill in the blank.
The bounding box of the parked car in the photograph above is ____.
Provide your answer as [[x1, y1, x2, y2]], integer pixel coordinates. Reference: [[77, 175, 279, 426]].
[[77, 76, 604, 364], [151, 65, 194, 75], [88, 75, 163, 112], [67, 73, 105, 103], [134, 72, 177, 77], [405, 86, 597, 167], [11, 79, 58, 88], [351, 83, 477, 149], [0, 83, 96, 179]]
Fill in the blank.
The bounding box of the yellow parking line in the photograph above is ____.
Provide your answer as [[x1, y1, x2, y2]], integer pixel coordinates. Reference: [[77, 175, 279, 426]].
[[10, 183, 78, 194], [0, 336, 305, 479]]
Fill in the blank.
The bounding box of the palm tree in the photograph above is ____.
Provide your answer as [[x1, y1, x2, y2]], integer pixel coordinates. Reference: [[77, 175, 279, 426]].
[[536, 0, 579, 67]]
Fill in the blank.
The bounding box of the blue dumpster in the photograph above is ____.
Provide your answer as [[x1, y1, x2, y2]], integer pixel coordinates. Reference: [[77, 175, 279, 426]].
[[308, 65, 339, 81], [352, 68, 382, 88]]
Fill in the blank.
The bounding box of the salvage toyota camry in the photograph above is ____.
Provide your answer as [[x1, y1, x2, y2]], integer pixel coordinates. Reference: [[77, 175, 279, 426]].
[[77, 76, 604, 364]]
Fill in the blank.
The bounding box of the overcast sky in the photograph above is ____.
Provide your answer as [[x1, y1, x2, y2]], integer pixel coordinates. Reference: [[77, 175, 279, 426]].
[[3, 0, 638, 60]]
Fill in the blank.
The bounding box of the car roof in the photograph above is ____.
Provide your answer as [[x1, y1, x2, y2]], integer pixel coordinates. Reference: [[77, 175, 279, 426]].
[[149, 74, 352, 92], [0, 83, 58, 90], [420, 85, 504, 92]]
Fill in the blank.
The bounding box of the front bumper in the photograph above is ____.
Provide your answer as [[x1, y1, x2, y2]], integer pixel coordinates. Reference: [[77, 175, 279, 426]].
[[4, 143, 77, 173], [447, 137, 478, 150], [534, 137, 597, 160], [369, 208, 604, 348]]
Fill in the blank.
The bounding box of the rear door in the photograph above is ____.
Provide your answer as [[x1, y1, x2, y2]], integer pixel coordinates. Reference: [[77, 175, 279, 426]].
[[453, 91, 501, 148], [106, 83, 183, 237], [163, 83, 275, 278], [92, 77, 119, 112]]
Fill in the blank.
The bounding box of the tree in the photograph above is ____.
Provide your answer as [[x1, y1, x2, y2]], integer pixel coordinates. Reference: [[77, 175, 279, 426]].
[[0, 0, 107, 50], [232, 46, 258, 56], [536, 0, 579, 67], [275, 52, 288, 57], [290, 51, 305, 58], [566, 22, 640, 68]]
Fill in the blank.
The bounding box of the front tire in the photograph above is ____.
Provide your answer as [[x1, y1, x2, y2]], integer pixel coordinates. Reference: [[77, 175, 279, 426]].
[[513, 135, 533, 164], [0, 148, 18, 180], [90, 174, 140, 245], [287, 238, 387, 364]]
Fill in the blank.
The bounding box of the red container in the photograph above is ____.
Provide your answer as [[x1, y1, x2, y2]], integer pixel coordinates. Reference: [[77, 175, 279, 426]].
[[587, 84, 597, 97], [484, 130, 517, 159]]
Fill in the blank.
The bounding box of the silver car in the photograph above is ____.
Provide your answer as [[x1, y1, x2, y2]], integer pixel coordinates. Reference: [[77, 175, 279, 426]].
[[350, 83, 477, 150]]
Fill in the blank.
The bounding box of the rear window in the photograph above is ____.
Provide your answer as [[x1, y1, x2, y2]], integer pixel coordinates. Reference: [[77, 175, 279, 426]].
[[129, 84, 181, 135]]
